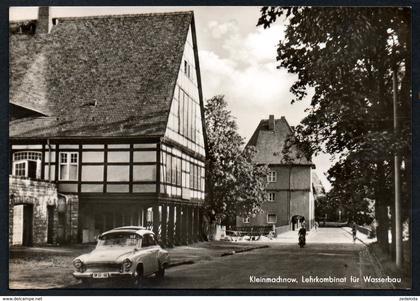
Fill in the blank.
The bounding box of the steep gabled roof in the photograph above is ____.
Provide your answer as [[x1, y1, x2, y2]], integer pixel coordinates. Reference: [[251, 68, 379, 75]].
[[246, 116, 313, 166], [10, 11, 193, 138]]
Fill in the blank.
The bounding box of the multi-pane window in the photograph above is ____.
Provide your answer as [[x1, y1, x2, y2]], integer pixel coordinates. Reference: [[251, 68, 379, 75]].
[[268, 192, 276, 202], [176, 157, 182, 186], [160, 145, 205, 200], [12, 151, 42, 179], [13, 151, 42, 161], [59, 152, 78, 180], [13, 162, 26, 177], [164, 28, 205, 156], [173, 87, 202, 143], [267, 171, 277, 183], [243, 217, 250, 224], [267, 214, 277, 224]]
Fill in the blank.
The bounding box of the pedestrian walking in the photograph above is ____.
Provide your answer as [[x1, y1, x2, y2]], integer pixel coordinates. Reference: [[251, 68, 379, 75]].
[[298, 225, 307, 248], [314, 221, 319, 231], [352, 223, 357, 243]]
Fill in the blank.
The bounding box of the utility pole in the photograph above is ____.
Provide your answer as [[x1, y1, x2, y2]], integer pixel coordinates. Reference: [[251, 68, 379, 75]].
[[393, 67, 402, 268]]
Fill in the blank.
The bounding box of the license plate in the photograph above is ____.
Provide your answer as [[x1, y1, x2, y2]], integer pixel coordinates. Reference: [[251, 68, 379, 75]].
[[93, 272, 109, 279]]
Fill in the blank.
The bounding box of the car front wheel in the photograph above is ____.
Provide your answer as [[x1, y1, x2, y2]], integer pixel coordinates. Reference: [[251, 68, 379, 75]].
[[133, 265, 144, 288]]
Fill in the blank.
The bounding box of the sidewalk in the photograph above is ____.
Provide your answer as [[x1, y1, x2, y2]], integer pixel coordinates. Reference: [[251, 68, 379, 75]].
[[9, 241, 269, 289], [341, 226, 377, 245], [262, 229, 316, 244]]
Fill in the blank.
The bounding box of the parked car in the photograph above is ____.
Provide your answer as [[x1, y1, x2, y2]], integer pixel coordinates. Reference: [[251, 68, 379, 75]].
[[72, 226, 169, 287]]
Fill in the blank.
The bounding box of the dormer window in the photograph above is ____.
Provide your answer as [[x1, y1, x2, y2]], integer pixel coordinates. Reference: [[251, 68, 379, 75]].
[[12, 151, 42, 179]]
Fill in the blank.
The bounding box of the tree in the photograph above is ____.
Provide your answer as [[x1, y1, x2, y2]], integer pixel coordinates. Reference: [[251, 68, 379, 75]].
[[204, 95, 269, 225], [327, 158, 375, 225], [258, 7, 411, 251]]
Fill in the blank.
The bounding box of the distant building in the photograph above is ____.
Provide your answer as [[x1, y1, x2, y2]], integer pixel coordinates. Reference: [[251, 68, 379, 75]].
[[236, 115, 315, 233], [9, 8, 206, 246]]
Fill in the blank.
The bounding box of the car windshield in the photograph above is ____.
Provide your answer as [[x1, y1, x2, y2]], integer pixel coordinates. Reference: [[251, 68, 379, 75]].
[[97, 232, 140, 247]]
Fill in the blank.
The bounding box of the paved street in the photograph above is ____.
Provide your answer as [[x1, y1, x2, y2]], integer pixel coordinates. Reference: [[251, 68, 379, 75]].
[[73, 228, 393, 289]]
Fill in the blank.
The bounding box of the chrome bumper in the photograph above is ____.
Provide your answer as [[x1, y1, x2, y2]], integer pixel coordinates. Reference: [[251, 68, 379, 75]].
[[73, 271, 134, 279]]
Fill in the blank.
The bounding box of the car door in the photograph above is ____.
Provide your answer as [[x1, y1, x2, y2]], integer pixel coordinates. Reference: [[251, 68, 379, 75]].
[[140, 234, 159, 275], [148, 234, 160, 271]]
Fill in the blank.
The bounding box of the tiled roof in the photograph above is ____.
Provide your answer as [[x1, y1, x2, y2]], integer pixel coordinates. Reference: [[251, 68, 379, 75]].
[[246, 117, 313, 166], [10, 12, 193, 138]]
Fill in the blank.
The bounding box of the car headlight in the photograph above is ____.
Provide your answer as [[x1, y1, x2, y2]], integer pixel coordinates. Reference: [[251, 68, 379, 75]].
[[73, 259, 84, 272], [122, 258, 132, 272]]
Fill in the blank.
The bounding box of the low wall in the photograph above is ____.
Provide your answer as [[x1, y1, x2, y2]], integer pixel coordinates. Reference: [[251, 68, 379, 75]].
[[9, 176, 79, 246], [9, 176, 58, 245]]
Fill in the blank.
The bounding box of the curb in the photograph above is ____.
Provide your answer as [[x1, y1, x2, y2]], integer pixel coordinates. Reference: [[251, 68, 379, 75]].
[[220, 245, 269, 257], [168, 244, 270, 267], [167, 260, 195, 268]]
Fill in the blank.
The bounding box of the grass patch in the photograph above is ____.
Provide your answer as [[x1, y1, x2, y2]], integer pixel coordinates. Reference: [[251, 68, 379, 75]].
[[368, 241, 411, 289]]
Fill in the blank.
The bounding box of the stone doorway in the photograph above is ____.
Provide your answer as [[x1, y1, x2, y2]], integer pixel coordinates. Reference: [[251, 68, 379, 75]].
[[12, 204, 33, 246], [47, 205, 54, 244]]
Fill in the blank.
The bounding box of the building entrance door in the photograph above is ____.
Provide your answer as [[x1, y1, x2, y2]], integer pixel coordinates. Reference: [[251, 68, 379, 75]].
[[47, 205, 54, 244], [22, 204, 33, 246]]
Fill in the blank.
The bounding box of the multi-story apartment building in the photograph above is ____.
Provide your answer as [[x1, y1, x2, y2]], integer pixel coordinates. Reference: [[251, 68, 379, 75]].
[[237, 115, 315, 233]]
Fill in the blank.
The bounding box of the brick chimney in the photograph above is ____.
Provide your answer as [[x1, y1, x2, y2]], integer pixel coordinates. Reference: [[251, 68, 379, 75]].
[[37, 6, 52, 34], [268, 114, 275, 131]]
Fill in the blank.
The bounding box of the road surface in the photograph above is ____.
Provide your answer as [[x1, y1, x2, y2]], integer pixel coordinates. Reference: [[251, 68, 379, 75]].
[[75, 227, 393, 289]]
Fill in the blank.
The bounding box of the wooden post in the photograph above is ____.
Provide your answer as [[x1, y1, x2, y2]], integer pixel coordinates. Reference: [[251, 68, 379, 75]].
[[175, 205, 182, 245], [143, 207, 148, 228], [393, 68, 402, 268], [161, 204, 167, 247], [168, 204, 175, 248], [198, 207, 203, 241], [188, 206, 193, 244], [194, 207, 200, 242], [153, 205, 160, 239], [182, 205, 188, 245]]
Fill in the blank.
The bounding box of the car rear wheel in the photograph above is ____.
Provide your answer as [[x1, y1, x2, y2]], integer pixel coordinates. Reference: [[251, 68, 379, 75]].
[[155, 263, 165, 280], [133, 265, 144, 288]]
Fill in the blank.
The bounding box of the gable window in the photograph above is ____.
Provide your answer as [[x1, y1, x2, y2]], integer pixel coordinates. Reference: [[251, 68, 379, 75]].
[[243, 216, 250, 224], [184, 60, 191, 78], [59, 152, 78, 180], [267, 171, 277, 183], [268, 192, 276, 202], [267, 214, 277, 224], [12, 151, 42, 179]]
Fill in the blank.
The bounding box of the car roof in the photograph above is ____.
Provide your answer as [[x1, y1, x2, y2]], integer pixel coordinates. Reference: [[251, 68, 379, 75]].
[[100, 226, 155, 237], [113, 226, 147, 231]]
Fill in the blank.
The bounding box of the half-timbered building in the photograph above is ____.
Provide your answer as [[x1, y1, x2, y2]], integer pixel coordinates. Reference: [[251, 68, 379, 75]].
[[9, 8, 206, 246]]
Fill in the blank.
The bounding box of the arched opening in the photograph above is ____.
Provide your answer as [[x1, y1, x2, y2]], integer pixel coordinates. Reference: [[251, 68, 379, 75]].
[[290, 215, 305, 231]]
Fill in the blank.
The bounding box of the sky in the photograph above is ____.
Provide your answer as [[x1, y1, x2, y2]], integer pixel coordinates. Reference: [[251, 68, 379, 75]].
[[10, 6, 333, 191]]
